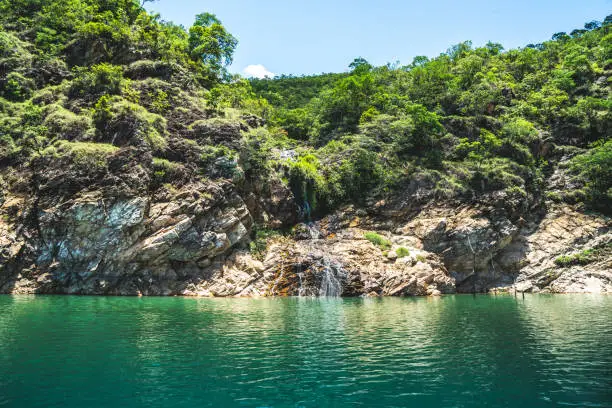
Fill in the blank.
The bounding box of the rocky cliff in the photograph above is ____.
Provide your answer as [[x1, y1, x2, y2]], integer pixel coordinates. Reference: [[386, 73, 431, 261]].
[[0, 3, 610, 296], [1, 177, 609, 296]]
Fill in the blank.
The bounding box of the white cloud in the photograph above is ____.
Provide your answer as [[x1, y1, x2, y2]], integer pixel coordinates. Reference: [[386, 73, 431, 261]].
[[243, 64, 276, 79]]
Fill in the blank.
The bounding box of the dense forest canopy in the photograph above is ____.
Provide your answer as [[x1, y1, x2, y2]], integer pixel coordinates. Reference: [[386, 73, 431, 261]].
[[0, 0, 610, 226], [249, 18, 611, 216]]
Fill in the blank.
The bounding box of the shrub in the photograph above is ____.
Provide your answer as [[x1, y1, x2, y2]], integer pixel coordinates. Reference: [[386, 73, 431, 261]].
[[1, 72, 35, 101], [43, 105, 92, 141], [0, 133, 17, 161], [249, 228, 281, 260], [396, 247, 410, 258], [0, 31, 32, 72], [93, 96, 167, 149], [554, 243, 611, 267], [69, 63, 123, 98], [200, 145, 238, 178], [320, 138, 385, 206], [239, 127, 290, 177], [546, 191, 562, 202], [288, 153, 327, 216], [152, 157, 182, 183], [42, 141, 119, 169], [500, 118, 539, 143], [569, 140, 611, 214], [364, 232, 392, 250], [150, 89, 170, 113]]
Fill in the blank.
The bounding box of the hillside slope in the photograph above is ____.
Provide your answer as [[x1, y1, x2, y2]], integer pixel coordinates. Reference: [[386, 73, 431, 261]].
[[0, 1, 609, 295]]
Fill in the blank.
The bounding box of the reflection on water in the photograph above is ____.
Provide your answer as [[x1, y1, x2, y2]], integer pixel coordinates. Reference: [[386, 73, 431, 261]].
[[0, 295, 610, 408]]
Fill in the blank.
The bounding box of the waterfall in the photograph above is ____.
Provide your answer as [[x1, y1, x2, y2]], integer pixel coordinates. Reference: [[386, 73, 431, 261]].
[[318, 258, 344, 297], [304, 200, 311, 221], [297, 271, 305, 297], [307, 222, 321, 240], [292, 222, 345, 297]]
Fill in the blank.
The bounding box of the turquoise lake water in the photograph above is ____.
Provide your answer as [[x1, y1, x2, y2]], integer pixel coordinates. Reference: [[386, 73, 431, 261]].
[[0, 295, 610, 407]]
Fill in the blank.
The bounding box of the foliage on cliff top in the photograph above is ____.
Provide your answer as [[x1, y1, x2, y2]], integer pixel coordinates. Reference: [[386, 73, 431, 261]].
[[251, 19, 612, 215], [0, 0, 610, 223]]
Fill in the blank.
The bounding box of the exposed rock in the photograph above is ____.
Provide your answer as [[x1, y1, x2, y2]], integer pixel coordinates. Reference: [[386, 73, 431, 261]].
[[0, 175, 609, 297], [258, 227, 455, 297], [395, 204, 611, 294], [399, 206, 521, 291], [1, 181, 254, 296], [509, 207, 611, 293]]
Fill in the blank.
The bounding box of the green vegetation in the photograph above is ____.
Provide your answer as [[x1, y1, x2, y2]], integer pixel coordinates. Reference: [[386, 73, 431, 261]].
[[554, 243, 612, 267], [0, 0, 609, 226], [396, 247, 410, 258], [365, 232, 392, 250], [249, 227, 281, 260], [569, 140, 611, 213], [41, 141, 118, 169], [250, 18, 612, 216]]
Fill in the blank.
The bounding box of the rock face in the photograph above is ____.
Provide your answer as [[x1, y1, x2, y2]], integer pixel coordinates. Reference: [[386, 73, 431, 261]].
[[397, 205, 611, 294], [0, 182, 254, 295], [510, 208, 611, 293], [0, 177, 610, 296], [259, 227, 455, 297]]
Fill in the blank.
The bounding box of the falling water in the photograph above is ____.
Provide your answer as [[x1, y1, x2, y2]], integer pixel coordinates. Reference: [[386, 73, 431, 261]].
[[297, 272, 305, 296], [318, 257, 344, 297], [307, 222, 321, 240], [302, 222, 344, 297]]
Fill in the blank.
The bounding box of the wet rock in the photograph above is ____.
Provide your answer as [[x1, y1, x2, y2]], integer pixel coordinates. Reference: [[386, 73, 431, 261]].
[[258, 227, 455, 297]]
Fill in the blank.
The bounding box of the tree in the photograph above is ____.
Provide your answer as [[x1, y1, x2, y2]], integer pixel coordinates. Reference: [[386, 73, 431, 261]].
[[349, 57, 372, 74], [188, 13, 237, 74], [552, 32, 570, 42], [410, 56, 429, 67], [584, 21, 601, 31]]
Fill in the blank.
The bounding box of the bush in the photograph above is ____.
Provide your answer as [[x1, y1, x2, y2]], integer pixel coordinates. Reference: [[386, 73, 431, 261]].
[[554, 243, 611, 267], [555, 250, 595, 267], [239, 127, 290, 177], [1, 72, 35, 101], [249, 227, 281, 260], [43, 105, 92, 141], [288, 153, 327, 216], [42, 141, 119, 169], [500, 118, 539, 143], [320, 138, 385, 205], [152, 157, 182, 183], [396, 247, 410, 258], [569, 140, 611, 214], [0, 31, 32, 72], [69, 63, 123, 98], [364, 232, 392, 250], [200, 145, 238, 179], [93, 96, 167, 149]]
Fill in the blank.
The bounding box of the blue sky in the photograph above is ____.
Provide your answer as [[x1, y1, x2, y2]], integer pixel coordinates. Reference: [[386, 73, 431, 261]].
[[147, 0, 612, 77]]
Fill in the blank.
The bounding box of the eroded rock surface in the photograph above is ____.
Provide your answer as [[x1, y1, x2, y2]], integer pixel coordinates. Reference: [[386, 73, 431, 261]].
[[258, 228, 454, 297], [0, 182, 254, 295], [396, 205, 611, 293], [0, 180, 609, 296]]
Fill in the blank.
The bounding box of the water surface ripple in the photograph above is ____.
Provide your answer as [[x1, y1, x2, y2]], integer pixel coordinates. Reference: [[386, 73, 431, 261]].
[[0, 295, 610, 407]]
